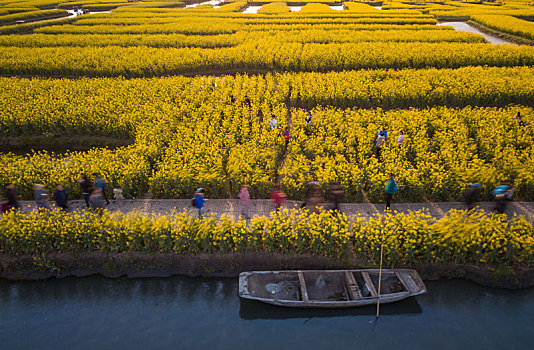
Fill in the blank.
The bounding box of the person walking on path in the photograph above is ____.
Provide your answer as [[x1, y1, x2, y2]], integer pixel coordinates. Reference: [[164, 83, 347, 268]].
[[34, 184, 51, 210], [93, 173, 110, 205], [462, 183, 481, 210], [270, 115, 278, 129], [271, 184, 286, 212], [328, 183, 344, 212], [238, 184, 251, 220], [89, 187, 105, 214], [283, 126, 290, 148], [79, 174, 93, 209], [54, 184, 69, 211], [384, 174, 398, 211], [303, 183, 322, 214], [3, 183, 20, 212], [193, 188, 206, 219], [493, 181, 513, 215]]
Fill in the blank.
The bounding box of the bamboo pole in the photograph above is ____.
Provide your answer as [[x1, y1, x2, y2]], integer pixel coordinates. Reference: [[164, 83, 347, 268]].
[[375, 226, 386, 318]]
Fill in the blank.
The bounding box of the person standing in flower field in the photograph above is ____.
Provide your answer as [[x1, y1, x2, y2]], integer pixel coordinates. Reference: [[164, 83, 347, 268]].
[[516, 112, 527, 130], [244, 95, 251, 108], [54, 184, 68, 211], [397, 130, 404, 144], [378, 127, 388, 139], [238, 184, 251, 220], [305, 111, 313, 127], [192, 188, 206, 219], [385, 174, 398, 211], [375, 130, 386, 161], [270, 115, 278, 129]]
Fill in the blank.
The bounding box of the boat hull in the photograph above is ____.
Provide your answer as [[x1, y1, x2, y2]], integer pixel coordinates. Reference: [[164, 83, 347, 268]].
[[239, 269, 426, 308]]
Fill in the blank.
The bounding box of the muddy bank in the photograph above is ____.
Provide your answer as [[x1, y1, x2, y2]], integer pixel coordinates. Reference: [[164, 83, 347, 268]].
[[1, 252, 533, 289]]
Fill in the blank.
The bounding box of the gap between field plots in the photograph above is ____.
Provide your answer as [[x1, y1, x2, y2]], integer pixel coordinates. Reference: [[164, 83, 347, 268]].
[[15, 199, 534, 222], [274, 105, 293, 185]]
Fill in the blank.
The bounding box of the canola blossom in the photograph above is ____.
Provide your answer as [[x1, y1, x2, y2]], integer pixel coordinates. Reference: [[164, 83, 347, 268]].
[[0, 208, 532, 267]]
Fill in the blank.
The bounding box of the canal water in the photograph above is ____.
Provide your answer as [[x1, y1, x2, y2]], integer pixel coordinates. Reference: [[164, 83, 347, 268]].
[[1, 277, 533, 349]]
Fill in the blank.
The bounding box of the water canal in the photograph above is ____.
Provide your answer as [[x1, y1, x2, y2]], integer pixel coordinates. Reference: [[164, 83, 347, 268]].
[[1, 277, 533, 349]]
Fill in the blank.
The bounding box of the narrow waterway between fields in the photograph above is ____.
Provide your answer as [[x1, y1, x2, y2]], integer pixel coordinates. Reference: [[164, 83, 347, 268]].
[[1, 277, 533, 349]]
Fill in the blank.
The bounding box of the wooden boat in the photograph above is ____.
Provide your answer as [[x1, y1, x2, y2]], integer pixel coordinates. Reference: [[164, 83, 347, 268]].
[[239, 269, 426, 308]]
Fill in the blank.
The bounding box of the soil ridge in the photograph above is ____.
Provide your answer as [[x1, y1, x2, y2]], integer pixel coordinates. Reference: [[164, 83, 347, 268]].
[[1, 252, 533, 289]]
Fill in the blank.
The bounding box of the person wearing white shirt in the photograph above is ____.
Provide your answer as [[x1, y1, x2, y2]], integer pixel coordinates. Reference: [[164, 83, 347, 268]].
[[270, 115, 277, 129], [397, 130, 404, 144]]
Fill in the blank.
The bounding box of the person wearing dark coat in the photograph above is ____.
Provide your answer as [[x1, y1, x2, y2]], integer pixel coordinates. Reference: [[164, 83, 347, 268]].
[[2, 183, 20, 212], [54, 184, 69, 211], [78, 174, 93, 209]]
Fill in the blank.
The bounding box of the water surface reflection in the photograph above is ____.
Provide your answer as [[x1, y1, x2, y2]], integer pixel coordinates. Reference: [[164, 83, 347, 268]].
[[1, 277, 533, 349]]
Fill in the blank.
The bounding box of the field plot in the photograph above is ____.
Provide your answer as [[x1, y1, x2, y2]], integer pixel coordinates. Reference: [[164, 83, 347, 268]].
[[0, 0, 533, 204]]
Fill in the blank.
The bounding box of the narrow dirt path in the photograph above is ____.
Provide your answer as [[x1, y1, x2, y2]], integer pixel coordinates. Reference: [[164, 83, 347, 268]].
[[274, 105, 293, 185]]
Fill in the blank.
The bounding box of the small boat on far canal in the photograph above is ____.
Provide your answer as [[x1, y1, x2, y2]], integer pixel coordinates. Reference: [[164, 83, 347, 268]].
[[239, 269, 426, 308]]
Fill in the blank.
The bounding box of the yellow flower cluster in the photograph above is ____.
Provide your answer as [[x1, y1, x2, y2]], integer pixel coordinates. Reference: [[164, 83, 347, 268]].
[[355, 210, 534, 266], [471, 15, 534, 41], [0, 9, 67, 26], [2, 42, 534, 77], [1, 208, 532, 267], [1, 69, 532, 201], [283, 105, 534, 202], [257, 2, 292, 15], [0, 29, 485, 48], [0, 208, 351, 259]]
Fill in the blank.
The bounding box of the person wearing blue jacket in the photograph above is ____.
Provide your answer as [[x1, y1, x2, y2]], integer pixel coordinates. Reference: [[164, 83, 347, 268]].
[[385, 174, 398, 211], [193, 188, 206, 219], [493, 181, 513, 214]]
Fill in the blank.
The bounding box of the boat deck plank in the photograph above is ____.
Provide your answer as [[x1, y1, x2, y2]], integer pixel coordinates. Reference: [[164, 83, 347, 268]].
[[298, 270, 309, 301], [344, 271, 362, 300], [361, 272, 378, 298], [395, 271, 412, 293]]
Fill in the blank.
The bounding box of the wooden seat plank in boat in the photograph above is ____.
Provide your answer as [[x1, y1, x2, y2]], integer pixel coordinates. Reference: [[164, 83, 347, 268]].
[[395, 271, 412, 293], [344, 271, 362, 300], [361, 272, 378, 298], [398, 271, 419, 293], [298, 270, 309, 301]]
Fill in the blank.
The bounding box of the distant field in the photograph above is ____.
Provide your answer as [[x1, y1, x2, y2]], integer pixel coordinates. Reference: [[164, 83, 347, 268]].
[[0, 0, 533, 203]]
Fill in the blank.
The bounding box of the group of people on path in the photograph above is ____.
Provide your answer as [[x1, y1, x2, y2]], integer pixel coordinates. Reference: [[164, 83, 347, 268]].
[[1, 173, 110, 214]]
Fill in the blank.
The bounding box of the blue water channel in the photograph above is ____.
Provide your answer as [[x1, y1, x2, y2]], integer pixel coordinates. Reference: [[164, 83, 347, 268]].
[[1, 276, 533, 349]]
